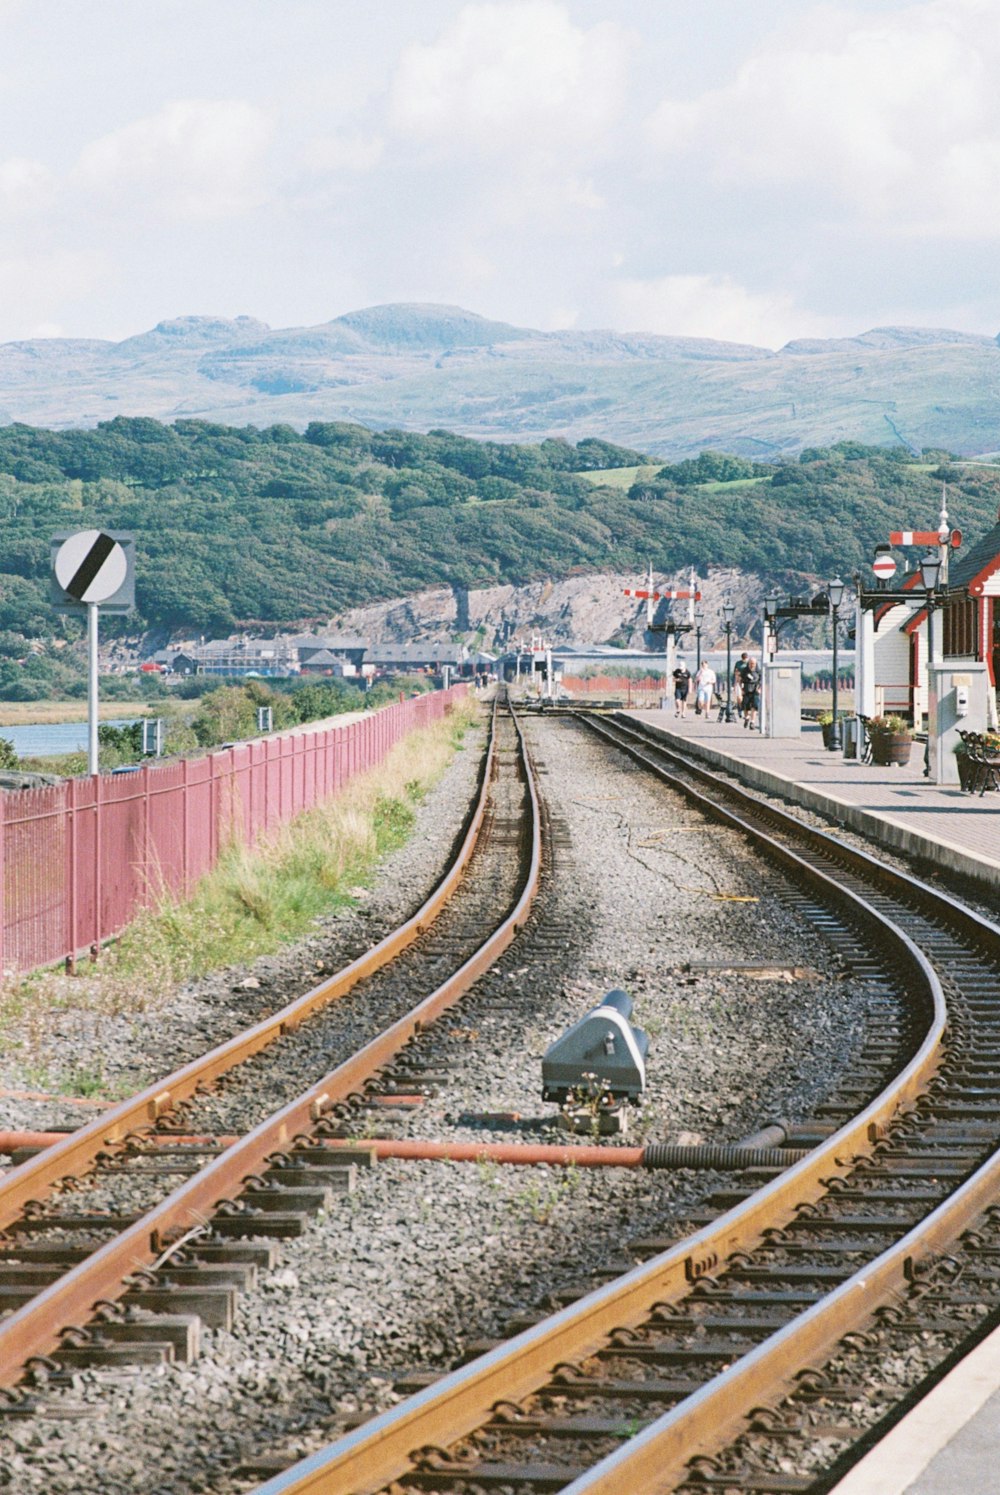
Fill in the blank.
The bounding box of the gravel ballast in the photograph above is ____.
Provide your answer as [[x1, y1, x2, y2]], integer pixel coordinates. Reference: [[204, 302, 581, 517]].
[[2, 711, 887, 1495]]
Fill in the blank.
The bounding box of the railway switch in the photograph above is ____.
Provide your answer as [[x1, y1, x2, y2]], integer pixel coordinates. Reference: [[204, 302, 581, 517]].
[[543, 989, 648, 1133]]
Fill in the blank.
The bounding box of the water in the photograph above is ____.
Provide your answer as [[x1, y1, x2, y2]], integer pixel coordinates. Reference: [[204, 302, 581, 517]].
[[0, 718, 138, 758]]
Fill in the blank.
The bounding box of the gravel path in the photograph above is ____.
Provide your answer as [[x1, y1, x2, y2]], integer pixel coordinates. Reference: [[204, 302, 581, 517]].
[[2, 712, 886, 1495]]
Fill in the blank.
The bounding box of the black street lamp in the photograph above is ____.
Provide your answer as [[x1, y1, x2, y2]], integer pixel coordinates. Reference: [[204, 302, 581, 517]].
[[763, 591, 780, 662], [694, 609, 704, 671], [722, 599, 735, 722], [920, 550, 942, 778], [827, 576, 845, 750]]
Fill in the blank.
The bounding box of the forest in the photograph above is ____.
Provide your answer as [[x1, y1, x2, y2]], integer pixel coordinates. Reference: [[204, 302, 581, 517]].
[[0, 417, 997, 699]]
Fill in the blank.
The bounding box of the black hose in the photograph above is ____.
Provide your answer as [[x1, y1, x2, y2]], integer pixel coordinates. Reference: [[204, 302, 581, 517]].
[[642, 1143, 812, 1172]]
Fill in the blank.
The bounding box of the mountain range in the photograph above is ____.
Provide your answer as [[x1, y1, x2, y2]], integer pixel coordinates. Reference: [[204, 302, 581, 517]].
[[2, 302, 999, 458]]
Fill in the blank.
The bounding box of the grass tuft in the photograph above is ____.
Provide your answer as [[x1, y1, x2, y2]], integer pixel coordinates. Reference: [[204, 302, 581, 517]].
[[0, 699, 481, 1097]]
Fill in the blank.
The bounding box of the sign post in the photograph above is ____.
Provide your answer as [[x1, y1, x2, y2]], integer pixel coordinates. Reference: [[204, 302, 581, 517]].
[[51, 530, 135, 776]]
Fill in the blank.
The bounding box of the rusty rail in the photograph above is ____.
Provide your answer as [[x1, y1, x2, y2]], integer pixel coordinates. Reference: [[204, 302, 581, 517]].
[[0, 697, 544, 1384], [247, 741, 948, 1495], [0, 698, 494, 1235]]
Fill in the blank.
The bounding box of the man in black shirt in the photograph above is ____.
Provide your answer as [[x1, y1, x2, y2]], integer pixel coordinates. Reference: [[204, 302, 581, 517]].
[[741, 656, 761, 729], [672, 657, 692, 719]]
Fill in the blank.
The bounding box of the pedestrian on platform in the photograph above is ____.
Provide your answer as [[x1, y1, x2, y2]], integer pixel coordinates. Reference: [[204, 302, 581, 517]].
[[673, 657, 692, 718], [694, 661, 716, 716], [733, 652, 750, 719], [741, 656, 761, 729]]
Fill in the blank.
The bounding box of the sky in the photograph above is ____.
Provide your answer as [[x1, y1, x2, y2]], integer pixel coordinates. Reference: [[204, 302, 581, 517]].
[[2, 0, 999, 350]]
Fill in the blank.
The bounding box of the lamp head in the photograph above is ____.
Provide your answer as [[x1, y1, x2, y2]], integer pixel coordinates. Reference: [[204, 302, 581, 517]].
[[920, 551, 942, 592], [763, 591, 779, 619], [722, 599, 735, 624], [827, 576, 845, 610]]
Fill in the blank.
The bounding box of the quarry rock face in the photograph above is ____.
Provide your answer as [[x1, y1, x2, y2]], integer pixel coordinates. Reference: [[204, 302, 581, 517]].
[[332, 568, 767, 651]]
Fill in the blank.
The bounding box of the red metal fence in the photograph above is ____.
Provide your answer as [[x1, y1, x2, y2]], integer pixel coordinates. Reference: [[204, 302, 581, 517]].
[[562, 674, 664, 706], [0, 687, 466, 977]]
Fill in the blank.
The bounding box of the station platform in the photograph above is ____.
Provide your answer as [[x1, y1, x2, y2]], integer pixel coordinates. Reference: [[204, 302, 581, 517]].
[[621, 709, 1000, 892], [621, 706, 1000, 1490]]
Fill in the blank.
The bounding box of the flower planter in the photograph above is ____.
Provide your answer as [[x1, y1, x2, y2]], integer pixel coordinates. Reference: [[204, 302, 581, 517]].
[[871, 731, 912, 767], [956, 753, 977, 792]]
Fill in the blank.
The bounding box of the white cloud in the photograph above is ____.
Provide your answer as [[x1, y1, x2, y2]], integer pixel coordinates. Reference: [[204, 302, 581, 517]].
[[388, 1, 631, 153], [0, 157, 54, 215], [646, 0, 1000, 237], [609, 273, 845, 350], [0, 249, 105, 340], [304, 132, 384, 174], [75, 99, 273, 219]]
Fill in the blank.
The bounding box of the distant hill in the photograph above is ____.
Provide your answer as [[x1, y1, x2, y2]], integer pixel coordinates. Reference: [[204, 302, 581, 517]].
[[2, 304, 1000, 458]]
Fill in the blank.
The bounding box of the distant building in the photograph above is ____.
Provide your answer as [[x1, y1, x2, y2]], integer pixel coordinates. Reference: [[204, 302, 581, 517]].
[[299, 649, 348, 676], [363, 643, 467, 675]]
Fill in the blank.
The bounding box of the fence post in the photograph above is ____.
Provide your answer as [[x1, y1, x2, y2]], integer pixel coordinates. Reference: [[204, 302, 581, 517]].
[[207, 759, 215, 867], [67, 779, 77, 970], [142, 761, 151, 891], [0, 789, 5, 978], [92, 771, 102, 959], [182, 756, 190, 895]]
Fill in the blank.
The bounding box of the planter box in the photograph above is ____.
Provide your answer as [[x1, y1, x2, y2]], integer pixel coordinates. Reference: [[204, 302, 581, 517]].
[[871, 732, 912, 767]]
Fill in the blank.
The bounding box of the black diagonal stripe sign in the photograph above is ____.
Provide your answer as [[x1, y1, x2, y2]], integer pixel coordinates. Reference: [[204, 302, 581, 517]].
[[66, 531, 116, 600], [53, 529, 131, 606]]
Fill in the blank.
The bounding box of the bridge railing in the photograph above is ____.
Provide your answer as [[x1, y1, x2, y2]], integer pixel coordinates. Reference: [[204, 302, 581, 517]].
[[0, 686, 466, 977]]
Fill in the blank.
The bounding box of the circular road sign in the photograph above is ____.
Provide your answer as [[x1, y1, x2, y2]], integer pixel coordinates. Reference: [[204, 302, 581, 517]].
[[872, 554, 897, 581], [54, 530, 128, 604]]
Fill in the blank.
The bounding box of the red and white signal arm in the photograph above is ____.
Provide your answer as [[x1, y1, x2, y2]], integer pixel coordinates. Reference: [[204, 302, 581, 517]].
[[872, 554, 897, 580]]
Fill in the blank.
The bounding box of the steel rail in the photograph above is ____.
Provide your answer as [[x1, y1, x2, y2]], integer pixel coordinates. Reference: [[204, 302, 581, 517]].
[[589, 711, 1000, 952], [0, 697, 496, 1235], [248, 719, 947, 1495], [0, 698, 543, 1385], [556, 711, 1000, 1493]]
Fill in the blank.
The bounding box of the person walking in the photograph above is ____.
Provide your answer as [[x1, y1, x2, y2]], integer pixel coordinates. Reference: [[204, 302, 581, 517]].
[[694, 660, 717, 716], [741, 655, 762, 729], [732, 652, 750, 720], [672, 657, 692, 718]]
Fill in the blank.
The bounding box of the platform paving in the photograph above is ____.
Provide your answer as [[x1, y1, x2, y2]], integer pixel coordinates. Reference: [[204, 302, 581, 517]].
[[622, 708, 1000, 891], [619, 706, 999, 1490]]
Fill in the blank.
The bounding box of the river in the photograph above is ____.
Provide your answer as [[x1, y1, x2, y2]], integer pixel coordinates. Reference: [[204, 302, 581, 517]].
[[0, 719, 138, 758]]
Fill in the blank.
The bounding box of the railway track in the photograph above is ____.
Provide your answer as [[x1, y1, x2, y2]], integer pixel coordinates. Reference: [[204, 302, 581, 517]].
[[0, 695, 542, 1398], [245, 707, 1000, 1495]]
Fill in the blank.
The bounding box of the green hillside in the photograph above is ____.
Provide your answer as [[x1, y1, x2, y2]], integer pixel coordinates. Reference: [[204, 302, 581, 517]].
[[0, 419, 997, 655]]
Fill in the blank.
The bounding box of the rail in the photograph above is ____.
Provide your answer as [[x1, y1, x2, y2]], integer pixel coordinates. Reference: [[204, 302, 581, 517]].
[[0, 695, 542, 1383], [247, 708, 948, 1495]]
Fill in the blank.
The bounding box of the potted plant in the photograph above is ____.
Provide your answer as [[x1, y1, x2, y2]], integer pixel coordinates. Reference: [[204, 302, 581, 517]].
[[868, 714, 913, 767], [954, 738, 976, 792], [817, 710, 847, 750]]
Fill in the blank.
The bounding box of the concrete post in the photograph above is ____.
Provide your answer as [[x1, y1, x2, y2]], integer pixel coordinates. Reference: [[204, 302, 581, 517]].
[[927, 661, 990, 784]]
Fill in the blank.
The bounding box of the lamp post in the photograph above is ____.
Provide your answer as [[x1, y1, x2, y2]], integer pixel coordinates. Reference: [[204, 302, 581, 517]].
[[920, 550, 942, 778], [722, 599, 735, 722], [694, 610, 704, 671], [763, 591, 780, 663], [827, 576, 845, 750]]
